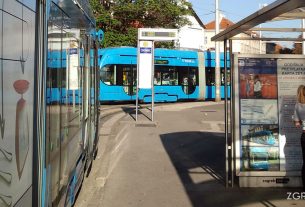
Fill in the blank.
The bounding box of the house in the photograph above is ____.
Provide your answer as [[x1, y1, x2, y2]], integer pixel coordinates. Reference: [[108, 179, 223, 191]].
[[205, 15, 266, 54], [176, 9, 206, 51]]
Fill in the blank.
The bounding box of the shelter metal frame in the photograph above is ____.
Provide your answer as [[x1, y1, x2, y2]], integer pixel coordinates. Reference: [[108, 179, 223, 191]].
[[211, 0, 305, 188]]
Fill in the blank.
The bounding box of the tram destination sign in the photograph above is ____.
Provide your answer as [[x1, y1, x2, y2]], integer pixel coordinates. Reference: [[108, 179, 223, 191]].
[[155, 59, 169, 64], [138, 28, 178, 41]]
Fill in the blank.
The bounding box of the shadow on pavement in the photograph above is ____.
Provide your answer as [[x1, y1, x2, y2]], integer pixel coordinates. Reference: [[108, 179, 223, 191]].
[[160, 131, 301, 207], [121, 106, 152, 121]]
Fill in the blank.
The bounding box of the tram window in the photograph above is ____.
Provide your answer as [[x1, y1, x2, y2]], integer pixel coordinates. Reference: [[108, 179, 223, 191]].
[[220, 68, 230, 85], [47, 68, 66, 88], [100, 65, 115, 85], [206, 67, 230, 86], [162, 67, 178, 85], [154, 71, 161, 85], [155, 66, 178, 86], [177, 66, 198, 86], [189, 68, 198, 86], [206, 67, 215, 86]]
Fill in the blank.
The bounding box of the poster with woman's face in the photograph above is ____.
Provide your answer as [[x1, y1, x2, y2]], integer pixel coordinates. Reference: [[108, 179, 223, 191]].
[[238, 58, 280, 172]]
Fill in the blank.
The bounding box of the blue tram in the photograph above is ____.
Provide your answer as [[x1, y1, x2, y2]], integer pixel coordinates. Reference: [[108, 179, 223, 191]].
[[0, 1, 100, 207], [99, 47, 230, 102]]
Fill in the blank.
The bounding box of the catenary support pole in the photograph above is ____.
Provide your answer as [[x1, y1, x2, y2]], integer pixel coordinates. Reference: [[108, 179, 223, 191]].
[[215, 0, 221, 102]]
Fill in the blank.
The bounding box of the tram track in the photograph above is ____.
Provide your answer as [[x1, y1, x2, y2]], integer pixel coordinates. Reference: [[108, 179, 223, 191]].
[[99, 104, 135, 124]]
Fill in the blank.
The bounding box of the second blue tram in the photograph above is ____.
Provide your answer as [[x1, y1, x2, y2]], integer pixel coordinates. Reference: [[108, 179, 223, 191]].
[[99, 47, 230, 102]]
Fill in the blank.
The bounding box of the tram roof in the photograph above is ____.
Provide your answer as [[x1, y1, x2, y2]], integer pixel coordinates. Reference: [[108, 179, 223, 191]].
[[211, 0, 305, 42]]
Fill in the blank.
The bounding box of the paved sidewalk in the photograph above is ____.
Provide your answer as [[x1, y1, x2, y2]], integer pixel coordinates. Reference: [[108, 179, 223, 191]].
[[75, 101, 305, 207]]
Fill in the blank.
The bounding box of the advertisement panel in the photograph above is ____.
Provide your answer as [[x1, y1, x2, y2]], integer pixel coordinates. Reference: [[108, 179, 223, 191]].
[[277, 59, 305, 171], [138, 40, 153, 89], [234, 54, 305, 187], [0, 1, 35, 205]]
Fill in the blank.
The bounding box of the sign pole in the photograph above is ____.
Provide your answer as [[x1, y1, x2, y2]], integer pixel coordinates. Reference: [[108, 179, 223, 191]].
[[136, 40, 140, 121], [137, 28, 178, 123]]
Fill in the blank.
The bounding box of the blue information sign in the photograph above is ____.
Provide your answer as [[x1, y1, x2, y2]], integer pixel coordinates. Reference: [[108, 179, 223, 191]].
[[140, 47, 152, 54], [70, 48, 78, 55]]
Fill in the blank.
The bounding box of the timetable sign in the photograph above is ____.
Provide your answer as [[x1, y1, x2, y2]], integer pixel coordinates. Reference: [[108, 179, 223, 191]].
[[138, 41, 153, 89], [138, 28, 178, 41]]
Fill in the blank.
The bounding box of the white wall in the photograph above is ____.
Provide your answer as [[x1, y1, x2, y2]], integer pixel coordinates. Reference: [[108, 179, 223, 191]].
[[176, 15, 205, 51], [205, 30, 266, 54]]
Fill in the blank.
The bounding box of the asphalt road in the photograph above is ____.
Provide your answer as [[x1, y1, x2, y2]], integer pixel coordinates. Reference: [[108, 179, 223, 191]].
[[75, 101, 305, 207]]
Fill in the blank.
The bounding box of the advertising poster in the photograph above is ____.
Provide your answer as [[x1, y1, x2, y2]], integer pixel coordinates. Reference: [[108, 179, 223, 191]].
[[241, 125, 279, 171], [237, 55, 305, 175], [277, 58, 305, 171], [238, 58, 280, 172], [240, 99, 278, 125], [239, 58, 278, 99], [1, 1, 35, 205]]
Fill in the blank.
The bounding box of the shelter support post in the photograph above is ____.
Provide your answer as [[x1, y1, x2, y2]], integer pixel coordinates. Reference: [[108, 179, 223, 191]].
[[229, 39, 234, 187], [225, 38, 234, 188], [224, 39, 229, 187]]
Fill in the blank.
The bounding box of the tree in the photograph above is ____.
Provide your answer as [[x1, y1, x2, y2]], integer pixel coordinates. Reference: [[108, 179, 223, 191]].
[[90, 0, 192, 47]]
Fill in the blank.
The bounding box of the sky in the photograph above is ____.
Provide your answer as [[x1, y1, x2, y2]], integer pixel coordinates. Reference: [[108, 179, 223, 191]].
[[189, 0, 276, 24], [189, 0, 302, 47]]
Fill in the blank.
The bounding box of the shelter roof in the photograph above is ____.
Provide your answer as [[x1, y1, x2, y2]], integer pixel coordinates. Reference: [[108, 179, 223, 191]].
[[212, 0, 305, 41]]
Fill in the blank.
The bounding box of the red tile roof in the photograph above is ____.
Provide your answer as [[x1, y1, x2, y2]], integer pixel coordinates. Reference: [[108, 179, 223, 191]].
[[205, 17, 234, 30]]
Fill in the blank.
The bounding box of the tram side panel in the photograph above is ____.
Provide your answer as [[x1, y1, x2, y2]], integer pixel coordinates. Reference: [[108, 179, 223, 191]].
[[0, 0, 36, 206], [99, 48, 200, 102], [98, 48, 230, 102]]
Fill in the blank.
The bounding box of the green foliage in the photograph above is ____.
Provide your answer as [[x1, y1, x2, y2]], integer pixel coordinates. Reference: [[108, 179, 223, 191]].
[[90, 0, 192, 48]]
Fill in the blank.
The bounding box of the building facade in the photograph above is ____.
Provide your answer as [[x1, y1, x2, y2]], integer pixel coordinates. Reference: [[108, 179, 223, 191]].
[[205, 16, 266, 54], [176, 10, 205, 51]]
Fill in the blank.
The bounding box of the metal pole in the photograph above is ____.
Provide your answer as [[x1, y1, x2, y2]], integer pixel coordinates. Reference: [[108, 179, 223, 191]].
[[136, 40, 140, 121], [215, 0, 221, 102], [302, 19, 305, 55], [229, 39, 234, 187], [259, 4, 262, 54], [151, 41, 155, 122], [224, 39, 228, 188], [34, 1, 48, 205]]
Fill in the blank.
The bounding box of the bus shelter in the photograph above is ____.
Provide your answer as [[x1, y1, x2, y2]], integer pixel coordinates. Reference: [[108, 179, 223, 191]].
[[212, 0, 305, 187]]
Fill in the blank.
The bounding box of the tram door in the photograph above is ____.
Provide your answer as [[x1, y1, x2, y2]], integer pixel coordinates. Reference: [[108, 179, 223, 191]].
[[180, 65, 197, 97], [122, 62, 137, 98]]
